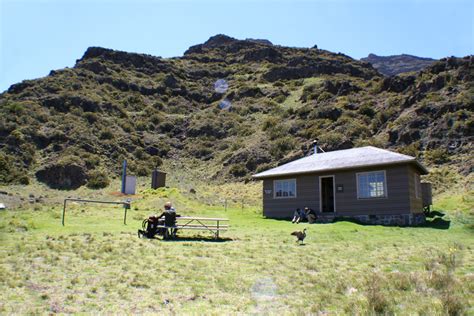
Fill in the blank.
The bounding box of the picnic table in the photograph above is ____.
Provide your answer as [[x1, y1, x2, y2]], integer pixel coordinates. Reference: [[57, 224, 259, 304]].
[[157, 216, 229, 239]]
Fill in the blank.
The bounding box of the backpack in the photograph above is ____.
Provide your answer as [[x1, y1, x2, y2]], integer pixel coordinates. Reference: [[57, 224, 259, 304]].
[[138, 215, 162, 238]]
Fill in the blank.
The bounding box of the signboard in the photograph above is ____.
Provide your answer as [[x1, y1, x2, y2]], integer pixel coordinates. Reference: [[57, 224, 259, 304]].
[[124, 176, 136, 195]]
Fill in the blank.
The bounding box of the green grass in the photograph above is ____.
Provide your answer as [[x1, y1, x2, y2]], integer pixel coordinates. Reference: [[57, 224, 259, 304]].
[[280, 77, 325, 109], [1, 185, 473, 314], [433, 190, 474, 213]]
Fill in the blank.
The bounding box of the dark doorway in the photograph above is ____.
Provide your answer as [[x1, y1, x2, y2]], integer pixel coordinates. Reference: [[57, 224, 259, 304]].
[[320, 177, 335, 213]]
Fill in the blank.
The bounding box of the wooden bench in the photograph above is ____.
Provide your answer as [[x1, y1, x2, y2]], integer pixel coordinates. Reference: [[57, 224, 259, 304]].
[[157, 216, 229, 239]]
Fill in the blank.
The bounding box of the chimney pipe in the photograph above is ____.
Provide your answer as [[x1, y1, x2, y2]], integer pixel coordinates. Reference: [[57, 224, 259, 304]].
[[313, 139, 318, 155]]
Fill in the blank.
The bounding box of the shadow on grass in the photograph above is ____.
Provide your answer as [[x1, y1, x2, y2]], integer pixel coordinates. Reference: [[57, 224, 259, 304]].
[[161, 236, 233, 243], [425, 210, 445, 218], [418, 217, 451, 230], [260, 214, 453, 230], [331, 216, 451, 230]]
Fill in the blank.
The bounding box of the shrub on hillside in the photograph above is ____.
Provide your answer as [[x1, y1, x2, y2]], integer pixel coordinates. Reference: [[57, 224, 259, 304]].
[[188, 142, 213, 160], [270, 137, 295, 159], [0, 153, 29, 185], [84, 112, 98, 123], [301, 83, 319, 102], [317, 132, 346, 150], [262, 117, 279, 131], [317, 92, 333, 103], [99, 129, 114, 140], [86, 170, 110, 189], [229, 163, 247, 177], [358, 103, 376, 118], [135, 121, 148, 131], [423, 167, 460, 193], [397, 142, 420, 158], [425, 148, 450, 164]]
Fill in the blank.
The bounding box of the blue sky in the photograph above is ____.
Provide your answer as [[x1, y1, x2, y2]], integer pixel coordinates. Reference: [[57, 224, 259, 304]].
[[1, 0, 472, 92]]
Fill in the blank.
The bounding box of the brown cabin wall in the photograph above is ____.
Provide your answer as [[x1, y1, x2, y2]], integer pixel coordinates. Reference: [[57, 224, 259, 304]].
[[262, 164, 413, 218], [408, 165, 423, 213], [262, 175, 318, 218]]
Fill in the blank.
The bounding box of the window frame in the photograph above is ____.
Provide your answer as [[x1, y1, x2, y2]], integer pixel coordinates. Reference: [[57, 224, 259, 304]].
[[273, 178, 297, 199], [356, 170, 388, 199]]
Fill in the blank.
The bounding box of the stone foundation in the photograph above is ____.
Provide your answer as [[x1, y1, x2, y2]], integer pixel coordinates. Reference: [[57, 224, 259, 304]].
[[316, 213, 426, 226]]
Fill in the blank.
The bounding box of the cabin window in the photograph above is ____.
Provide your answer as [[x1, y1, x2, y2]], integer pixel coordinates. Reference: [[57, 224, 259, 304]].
[[357, 171, 387, 199], [274, 179, 296, 198], [415, 173, 421, 199]]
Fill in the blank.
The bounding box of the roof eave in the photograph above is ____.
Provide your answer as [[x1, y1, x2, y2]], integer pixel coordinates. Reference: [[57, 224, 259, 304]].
[[252, 160, 429, 179]]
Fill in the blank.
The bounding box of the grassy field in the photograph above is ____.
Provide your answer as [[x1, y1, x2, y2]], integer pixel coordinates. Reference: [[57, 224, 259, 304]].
[[0, 182, 473, 314]]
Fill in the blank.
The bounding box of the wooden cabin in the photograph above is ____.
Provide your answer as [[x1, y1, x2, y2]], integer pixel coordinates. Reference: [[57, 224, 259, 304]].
[[252, 146, 429, 226]]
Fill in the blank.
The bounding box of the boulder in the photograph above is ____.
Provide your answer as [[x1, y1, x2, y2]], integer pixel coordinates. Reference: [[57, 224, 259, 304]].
[[36, 163, 87, 190]]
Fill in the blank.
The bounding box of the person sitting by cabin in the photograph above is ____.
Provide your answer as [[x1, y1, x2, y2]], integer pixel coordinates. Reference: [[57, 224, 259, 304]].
[[158, 201, 181, 237], [304, 207, 317, 224], [292, 208, 306, 224]]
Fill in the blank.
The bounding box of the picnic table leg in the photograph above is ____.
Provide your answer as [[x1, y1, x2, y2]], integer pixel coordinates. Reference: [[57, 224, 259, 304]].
[[216, 221, 220, 239]]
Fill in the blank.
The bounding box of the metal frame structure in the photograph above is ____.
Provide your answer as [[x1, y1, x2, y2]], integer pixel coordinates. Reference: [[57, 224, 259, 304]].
[[62, 198, 131, 226]]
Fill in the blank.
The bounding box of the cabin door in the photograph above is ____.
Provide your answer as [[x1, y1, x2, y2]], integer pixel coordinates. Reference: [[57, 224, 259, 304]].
[[320, 176, 335, 213]]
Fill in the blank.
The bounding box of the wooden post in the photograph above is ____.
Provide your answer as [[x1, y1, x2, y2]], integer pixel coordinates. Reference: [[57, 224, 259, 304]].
[[62, 199, 67, 226]]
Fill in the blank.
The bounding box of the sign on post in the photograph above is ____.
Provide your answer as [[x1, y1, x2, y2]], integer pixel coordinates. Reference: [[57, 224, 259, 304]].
[[124, 176, 136, 195]]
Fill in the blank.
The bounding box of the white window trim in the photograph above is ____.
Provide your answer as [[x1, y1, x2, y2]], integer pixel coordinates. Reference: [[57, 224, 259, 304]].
[[356, 170, 388, 199], [319, 175, 336, 213], [273, 179, 297, 199], [415, 173, 421, 199]]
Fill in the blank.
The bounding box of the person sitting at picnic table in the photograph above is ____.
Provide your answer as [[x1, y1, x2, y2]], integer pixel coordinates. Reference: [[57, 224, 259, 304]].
[[304, 207, 317, 224], [292, 208, 306, 224], [158, 201, 181, 237]]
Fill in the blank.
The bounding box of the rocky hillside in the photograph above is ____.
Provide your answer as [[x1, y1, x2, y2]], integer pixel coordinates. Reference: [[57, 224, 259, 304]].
[[361, 53, 437, 76], [0, 35, 472, 189]]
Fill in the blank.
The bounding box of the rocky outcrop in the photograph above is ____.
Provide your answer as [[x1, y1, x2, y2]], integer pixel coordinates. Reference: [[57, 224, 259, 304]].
[[263, 61, 377, 82], [361, 53, 436, 76], [242, 47, 282, 63], [35, 163, 88, 190], [380, 76, 416, 93], [77, 46, 170, 75]]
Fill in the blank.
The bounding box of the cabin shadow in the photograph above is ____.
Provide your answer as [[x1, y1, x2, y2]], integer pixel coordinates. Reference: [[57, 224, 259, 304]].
[[419, 209, 450, 229], [332, 216, 451, 230], [418, 217, 451, 230], [264, 214, 451, 229], [425, 210, 445, 218]]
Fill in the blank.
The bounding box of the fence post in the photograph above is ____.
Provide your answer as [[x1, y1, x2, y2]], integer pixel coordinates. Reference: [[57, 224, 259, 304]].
[[62, 199, 68, 226], [224, 199, 227, 212]]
